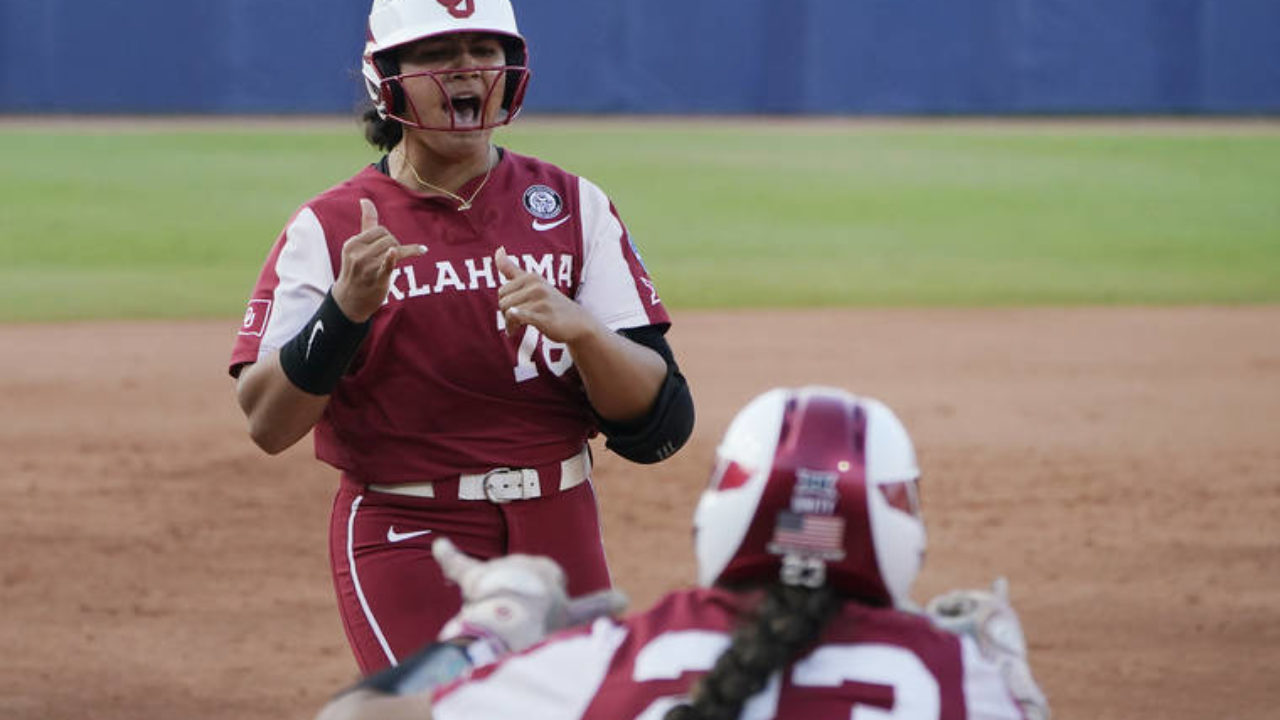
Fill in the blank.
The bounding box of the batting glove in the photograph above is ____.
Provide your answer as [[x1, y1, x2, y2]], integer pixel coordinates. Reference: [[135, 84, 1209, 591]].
[[433, 537, 628, 660], [926, 578, 1051, 720]]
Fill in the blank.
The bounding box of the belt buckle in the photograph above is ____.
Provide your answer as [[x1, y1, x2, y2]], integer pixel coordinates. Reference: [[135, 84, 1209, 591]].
[[483, 468, 536, 503]]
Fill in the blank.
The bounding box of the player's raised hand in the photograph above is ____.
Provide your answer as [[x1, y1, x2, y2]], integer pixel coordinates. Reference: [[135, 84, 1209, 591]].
[[495, 246, 594, 343], [434, 536, 570, 653], [333, 198, 427, 322], [433, 537, 627, 655], [927, 578, 1051, 720]]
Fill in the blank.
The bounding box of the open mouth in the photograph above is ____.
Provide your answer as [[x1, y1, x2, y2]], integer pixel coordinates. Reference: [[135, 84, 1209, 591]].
[[447, 94, 483, 127]]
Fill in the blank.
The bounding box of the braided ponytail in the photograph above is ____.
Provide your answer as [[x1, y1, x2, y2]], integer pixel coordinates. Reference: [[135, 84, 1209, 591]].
[[664, 583, 841, 720]]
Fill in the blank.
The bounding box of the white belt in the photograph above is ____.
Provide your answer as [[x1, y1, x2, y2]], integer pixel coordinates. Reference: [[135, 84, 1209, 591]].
[[368, 446, 591, 503]]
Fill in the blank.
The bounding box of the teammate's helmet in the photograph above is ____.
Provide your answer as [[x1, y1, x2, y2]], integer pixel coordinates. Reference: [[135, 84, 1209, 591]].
[[693, 387, 925, 607], [361, 0, 530, 131]]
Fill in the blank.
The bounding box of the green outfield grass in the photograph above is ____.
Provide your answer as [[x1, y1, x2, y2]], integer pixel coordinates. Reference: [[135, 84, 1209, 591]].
[[1, 119, 1277, 321]]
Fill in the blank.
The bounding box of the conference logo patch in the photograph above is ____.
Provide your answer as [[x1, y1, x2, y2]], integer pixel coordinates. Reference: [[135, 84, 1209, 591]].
[[523, 185, 564, 220]]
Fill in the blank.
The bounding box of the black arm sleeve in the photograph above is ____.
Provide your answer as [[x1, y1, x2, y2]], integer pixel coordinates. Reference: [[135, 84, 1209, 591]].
[[594, 325, 695, 464], [277, 290, 370, 395]]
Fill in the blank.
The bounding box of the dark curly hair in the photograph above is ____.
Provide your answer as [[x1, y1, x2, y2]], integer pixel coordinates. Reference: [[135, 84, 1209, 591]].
[[361, 104, 403, 152], [663, 583, 841, 720], [359, 48, 404, 152]]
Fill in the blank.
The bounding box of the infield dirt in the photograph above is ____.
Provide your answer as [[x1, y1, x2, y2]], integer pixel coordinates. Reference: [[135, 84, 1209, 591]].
[[2, 307, 1277, 719]]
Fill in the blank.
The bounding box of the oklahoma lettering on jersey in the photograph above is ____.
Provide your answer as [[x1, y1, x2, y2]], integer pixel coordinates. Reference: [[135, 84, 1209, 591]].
[[229, 150, 669, 482], [431, 588, 1028, 720]]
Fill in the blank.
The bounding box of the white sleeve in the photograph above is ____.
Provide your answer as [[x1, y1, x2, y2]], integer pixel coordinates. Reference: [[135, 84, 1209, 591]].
[[959, 635, 1027, 720], [432, 619, 630, 720], [257, 207, 335, 360], [574, 177, 656, 331]]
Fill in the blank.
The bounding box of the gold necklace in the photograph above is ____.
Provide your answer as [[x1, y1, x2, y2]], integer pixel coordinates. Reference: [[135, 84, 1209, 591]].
[[398, 147, 494, 212]]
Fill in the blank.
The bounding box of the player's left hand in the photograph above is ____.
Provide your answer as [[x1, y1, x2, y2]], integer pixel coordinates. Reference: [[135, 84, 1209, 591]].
[[926, 578, 1051, 720], [495, 246, 598, 343], [433, 537, 628, 656]]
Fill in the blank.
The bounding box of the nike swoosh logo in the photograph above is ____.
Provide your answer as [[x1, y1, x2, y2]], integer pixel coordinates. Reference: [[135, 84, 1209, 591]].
[[532, 215, 571, 232], [306, 319, 324, 360], [386, 527, 433, 543]]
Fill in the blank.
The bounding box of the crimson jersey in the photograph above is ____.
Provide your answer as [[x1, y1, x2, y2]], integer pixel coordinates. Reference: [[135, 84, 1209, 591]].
[[432, 588, 1027, 720], [230, 150, 669, 482]]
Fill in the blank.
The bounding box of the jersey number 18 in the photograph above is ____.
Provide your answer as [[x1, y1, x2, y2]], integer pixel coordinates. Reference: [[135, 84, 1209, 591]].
[[498, 310, 573, 382]]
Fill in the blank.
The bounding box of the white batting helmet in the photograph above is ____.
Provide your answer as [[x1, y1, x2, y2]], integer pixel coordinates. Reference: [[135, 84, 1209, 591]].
[[361, 0, 530, 130], [694, 387, 926, 607]]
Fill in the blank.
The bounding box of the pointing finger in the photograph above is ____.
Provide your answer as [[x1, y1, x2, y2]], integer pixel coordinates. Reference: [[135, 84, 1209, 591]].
[[396, 244, 428, 261], [563, 589, 629, 628], [495, 246, 521, 280], [360, 198, 379, 232], [993, 576, 1010, 602], [380, 245, 426, 276], [433, 537, 482, 584]]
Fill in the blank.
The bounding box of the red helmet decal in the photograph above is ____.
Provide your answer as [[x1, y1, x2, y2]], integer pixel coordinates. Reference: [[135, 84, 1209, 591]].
[[879, 481, 920, 517], [437, 0, 475, 18], [711, 459, 753, 491]]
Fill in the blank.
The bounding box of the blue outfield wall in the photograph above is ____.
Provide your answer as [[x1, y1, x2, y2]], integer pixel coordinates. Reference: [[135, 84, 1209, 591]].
[[1, 0, 1277, 114]]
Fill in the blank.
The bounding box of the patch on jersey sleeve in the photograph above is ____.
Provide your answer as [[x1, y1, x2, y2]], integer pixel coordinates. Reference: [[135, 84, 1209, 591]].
[[627, 233, 650, 272], [238, 299, 271, 337]]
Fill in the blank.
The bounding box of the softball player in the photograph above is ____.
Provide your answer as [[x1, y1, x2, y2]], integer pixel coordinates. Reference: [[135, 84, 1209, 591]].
[[229, 0, 694, 675], [317, 387, 1051, 720]]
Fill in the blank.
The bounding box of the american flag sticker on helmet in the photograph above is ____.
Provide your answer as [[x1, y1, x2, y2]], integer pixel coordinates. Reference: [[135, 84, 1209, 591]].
[[239, 299, 271, 337], [767, 511, 846, 560]]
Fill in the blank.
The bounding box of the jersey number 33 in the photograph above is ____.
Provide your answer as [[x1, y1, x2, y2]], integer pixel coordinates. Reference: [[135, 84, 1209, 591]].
[[631, 630, 941, 719]]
